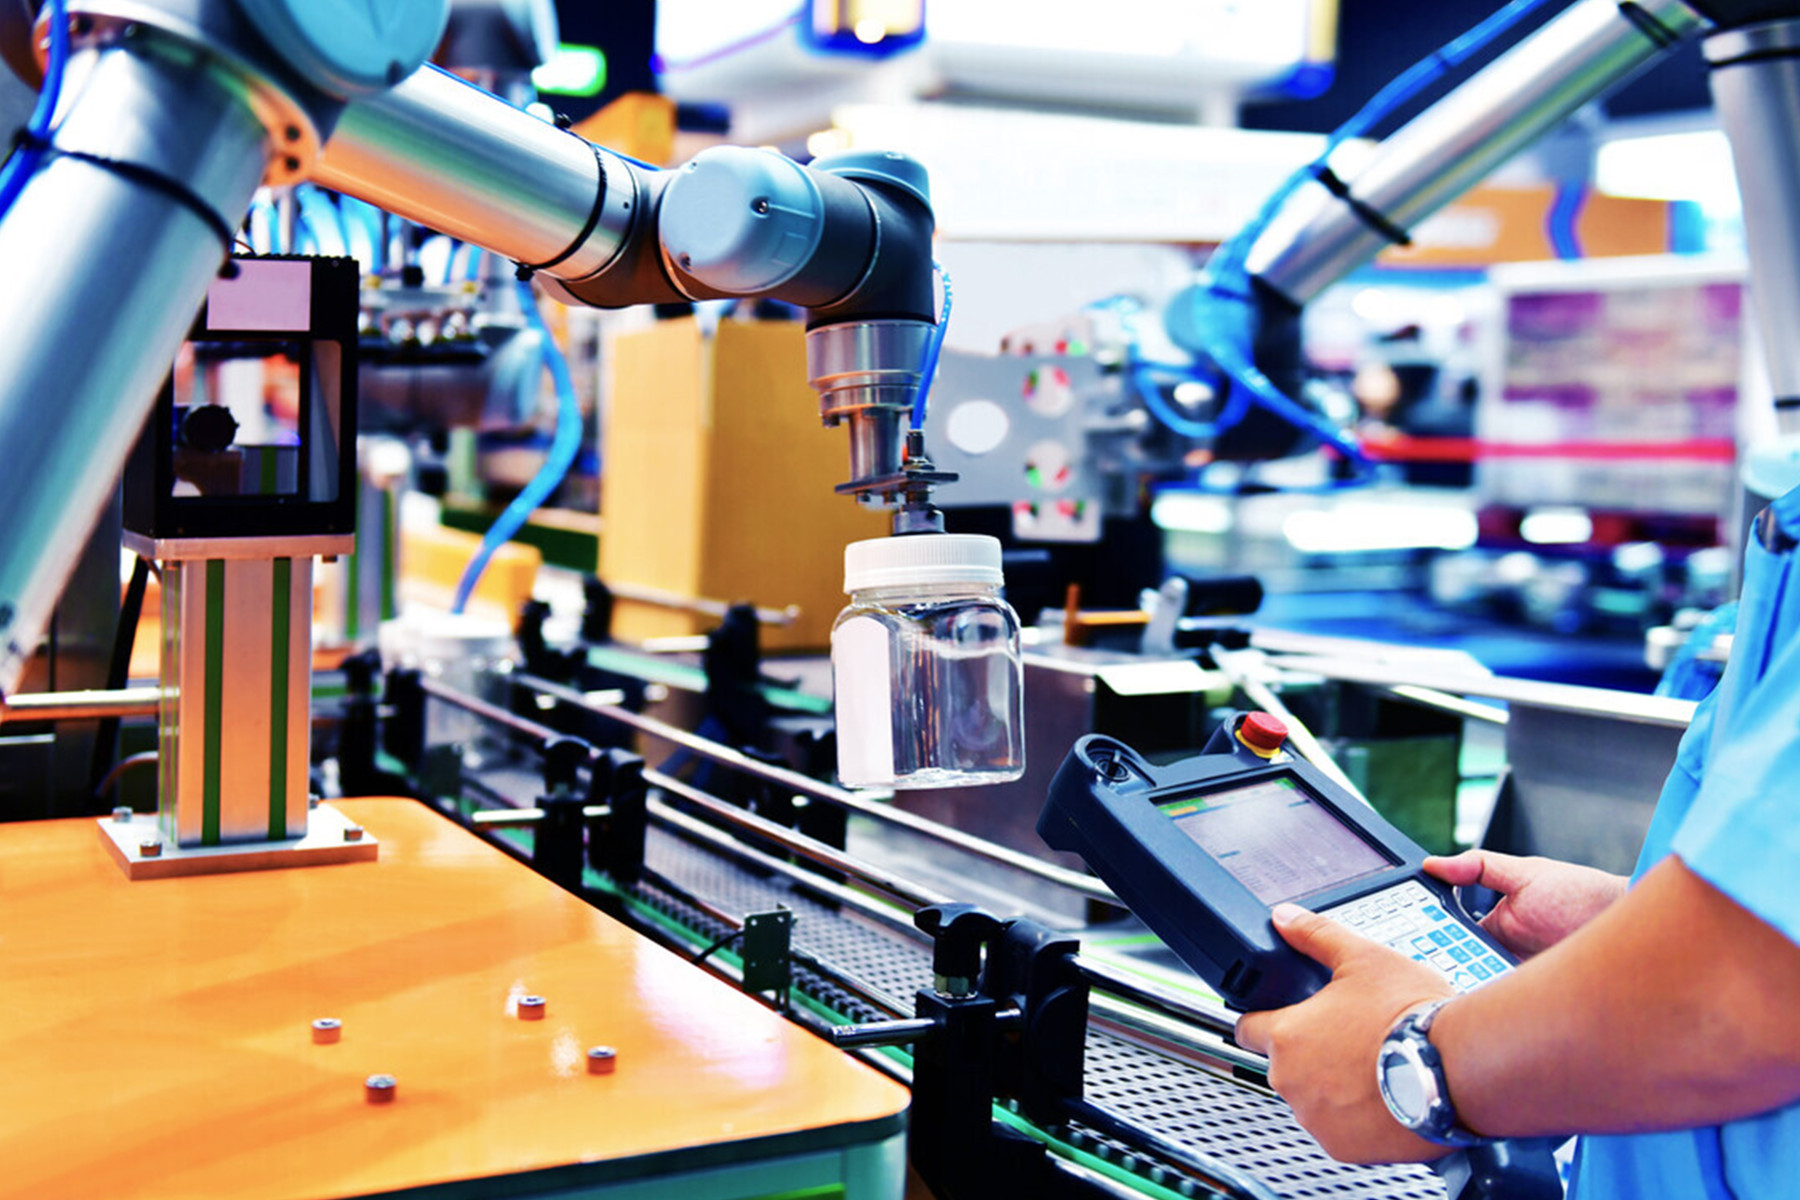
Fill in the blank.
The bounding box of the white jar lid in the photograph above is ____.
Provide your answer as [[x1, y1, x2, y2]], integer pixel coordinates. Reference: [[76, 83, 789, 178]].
[[844, 533, 1004, 593]]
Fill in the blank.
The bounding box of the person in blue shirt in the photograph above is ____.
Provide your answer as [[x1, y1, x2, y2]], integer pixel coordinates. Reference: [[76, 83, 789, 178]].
[[1236, 487, 1800, 1197]]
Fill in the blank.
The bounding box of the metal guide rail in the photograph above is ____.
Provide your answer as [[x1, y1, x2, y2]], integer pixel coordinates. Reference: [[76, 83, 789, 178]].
[[392, 672, 1444, 1200]]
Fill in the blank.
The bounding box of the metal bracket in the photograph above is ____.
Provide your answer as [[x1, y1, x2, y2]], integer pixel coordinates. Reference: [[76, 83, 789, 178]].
[[740, 908, 794, 996], [96, 802, 376, 881]]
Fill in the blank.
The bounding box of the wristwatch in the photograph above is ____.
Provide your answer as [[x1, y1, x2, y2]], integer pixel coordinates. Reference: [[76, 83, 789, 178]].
[[1376, 999, 1491, 1147]]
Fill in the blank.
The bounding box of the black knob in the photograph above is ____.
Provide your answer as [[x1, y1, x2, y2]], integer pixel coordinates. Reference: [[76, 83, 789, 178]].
[[542, 737, 591, 796], [180, 404, 238, 453], [915, 904, 1004, 997]]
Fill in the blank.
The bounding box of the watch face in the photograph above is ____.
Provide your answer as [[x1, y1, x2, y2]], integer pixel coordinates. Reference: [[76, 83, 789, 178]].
[[1379, 1042, 1441, 1129]]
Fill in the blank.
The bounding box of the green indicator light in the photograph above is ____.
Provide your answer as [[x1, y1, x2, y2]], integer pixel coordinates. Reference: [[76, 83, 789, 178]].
[[533, 43, 607, 97]]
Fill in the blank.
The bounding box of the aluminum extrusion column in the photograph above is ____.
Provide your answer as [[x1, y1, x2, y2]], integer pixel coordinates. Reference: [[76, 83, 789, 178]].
[[0, 43, 271, 700], [1245, 0, 1702, 308]]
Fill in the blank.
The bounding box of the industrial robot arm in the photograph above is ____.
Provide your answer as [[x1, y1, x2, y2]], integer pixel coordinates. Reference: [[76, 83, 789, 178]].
[[1196, 0, 1800, 468], [0, 0, 938, 701], [310, 65, 941, 511]]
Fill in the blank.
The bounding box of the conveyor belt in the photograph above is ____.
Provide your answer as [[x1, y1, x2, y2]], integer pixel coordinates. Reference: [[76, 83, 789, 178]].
[[630, 821, 1443, 1200]]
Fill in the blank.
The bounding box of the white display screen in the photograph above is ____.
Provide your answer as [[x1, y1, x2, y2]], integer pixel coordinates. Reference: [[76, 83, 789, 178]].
[[1161, 776, 1391, 905]]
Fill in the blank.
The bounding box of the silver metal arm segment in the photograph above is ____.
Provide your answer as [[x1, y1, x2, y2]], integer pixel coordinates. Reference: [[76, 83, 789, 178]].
[[1707, 17, 1800, 436], [312, 65, 942, 508], [0, 10, 326, 701], [1245, 0, 1702, 308]]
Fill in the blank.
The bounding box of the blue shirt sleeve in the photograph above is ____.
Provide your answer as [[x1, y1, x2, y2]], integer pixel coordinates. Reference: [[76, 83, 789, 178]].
[[1670, 624, 1800, 946]]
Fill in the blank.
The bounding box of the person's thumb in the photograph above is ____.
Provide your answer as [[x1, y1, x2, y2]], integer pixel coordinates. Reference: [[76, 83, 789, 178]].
[[1423, 849, 1533, 895], [1270, 903, 1366, 970]]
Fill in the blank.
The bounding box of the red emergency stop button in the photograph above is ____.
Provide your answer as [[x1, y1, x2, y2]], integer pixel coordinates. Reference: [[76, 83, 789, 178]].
[[1236, 712, 1287, 756]]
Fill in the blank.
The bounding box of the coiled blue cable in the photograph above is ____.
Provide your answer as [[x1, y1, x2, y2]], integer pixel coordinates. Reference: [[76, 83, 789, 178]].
[[450, 279, 583, 614], [0, 0, 70, 224], [911, 262, 951, 429]]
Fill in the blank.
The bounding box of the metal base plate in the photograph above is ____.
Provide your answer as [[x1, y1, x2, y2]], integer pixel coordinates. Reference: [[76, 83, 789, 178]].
[[96, 802, 378, 880]]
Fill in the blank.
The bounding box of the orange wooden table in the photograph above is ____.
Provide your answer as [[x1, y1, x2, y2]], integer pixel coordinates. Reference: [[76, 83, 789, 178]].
[[0, 799, 908, 1200]]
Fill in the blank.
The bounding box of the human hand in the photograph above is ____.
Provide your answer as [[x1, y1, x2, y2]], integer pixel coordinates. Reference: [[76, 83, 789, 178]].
[[1235, 904, 1457, 1165], [1424, 850, 1627, 959]]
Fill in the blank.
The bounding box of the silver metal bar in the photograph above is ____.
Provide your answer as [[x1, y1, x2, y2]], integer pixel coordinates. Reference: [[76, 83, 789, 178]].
[[1707, 19, 1800, 435], [1071, 954, 1238, 1037], [648, 800, 931, 948], [604, 581, 801, 628], [312, 64, 630, 282], [1090, 995, 1270, 1084], [415, 674, 956, 908], [1266, 652, 1697, 728], [1247, 0, 1700, 306], [647, 769, 955, 910], [0, 43, 274, 699], [829, 1017, 939, 1048], [514, 672, 1118, 903], [467, 803, 609, 828], [0, 687, 161, 725], [1386, 685, 1511, 725]]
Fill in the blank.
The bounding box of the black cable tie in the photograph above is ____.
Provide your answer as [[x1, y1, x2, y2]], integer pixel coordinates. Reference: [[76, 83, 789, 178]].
[[1617, 2, 1681, 50], [514, 263, 536, 281], [1311, 164, 1412, 248], [17, 130, 235, 253], [521, 142, 610, 276]]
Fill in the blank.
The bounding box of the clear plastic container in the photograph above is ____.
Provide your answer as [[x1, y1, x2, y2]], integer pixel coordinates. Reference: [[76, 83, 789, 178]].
[[832, 533, 1024, 789]]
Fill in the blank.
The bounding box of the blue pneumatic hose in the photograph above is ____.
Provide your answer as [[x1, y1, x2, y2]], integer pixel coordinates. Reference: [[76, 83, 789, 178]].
[[911, 262, 952, 429], [0, 0, 70, 224], [450, 279, 584, 614]]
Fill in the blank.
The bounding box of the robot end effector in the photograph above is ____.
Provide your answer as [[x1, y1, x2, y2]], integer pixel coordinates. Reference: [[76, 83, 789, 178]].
[[538, 144, 942, 512]]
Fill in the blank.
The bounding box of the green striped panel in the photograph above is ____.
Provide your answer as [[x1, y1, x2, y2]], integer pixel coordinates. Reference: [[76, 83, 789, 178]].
[[268, 557, 291, 839], [202, 559, 225, 846]]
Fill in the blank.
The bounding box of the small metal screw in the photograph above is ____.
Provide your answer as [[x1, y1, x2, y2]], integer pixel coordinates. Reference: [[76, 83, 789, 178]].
[[586, 1046, 617, 1074], [517, 995, 547, 1020], [343, 825, 364, 843], [284, 125, 301, 143], [308, 794, 320, 810], [364, 1074, 397, 1103], [311, 1018, 341, 1044], [751, 197, 770, 214], [112, 806, 133, 824], [284, 156, 301, 174], [138, 839, 162, 858], [677, 254, 692, 272]]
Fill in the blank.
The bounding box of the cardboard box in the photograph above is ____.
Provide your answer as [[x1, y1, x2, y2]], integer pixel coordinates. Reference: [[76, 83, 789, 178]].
[[602, 318, 888, 651]]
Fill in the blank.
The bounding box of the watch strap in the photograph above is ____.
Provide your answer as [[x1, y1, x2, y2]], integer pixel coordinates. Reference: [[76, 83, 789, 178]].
[[1378, 999, 1489, 1147]]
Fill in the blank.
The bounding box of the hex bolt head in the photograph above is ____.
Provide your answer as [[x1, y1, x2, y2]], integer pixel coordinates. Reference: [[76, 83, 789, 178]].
[[343, 825, 365, 843], [586, 1046, 617, 1075], [111, 806, 133, 824], [311, 1018, 342, 1044], [365, 1074, 397, 1103], [517, 995, 547, 1020], [138, 839, 162, 858]]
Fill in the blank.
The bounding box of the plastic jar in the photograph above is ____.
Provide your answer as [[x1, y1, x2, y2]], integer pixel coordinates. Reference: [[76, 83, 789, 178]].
[[832, 533, 1024, 789]]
